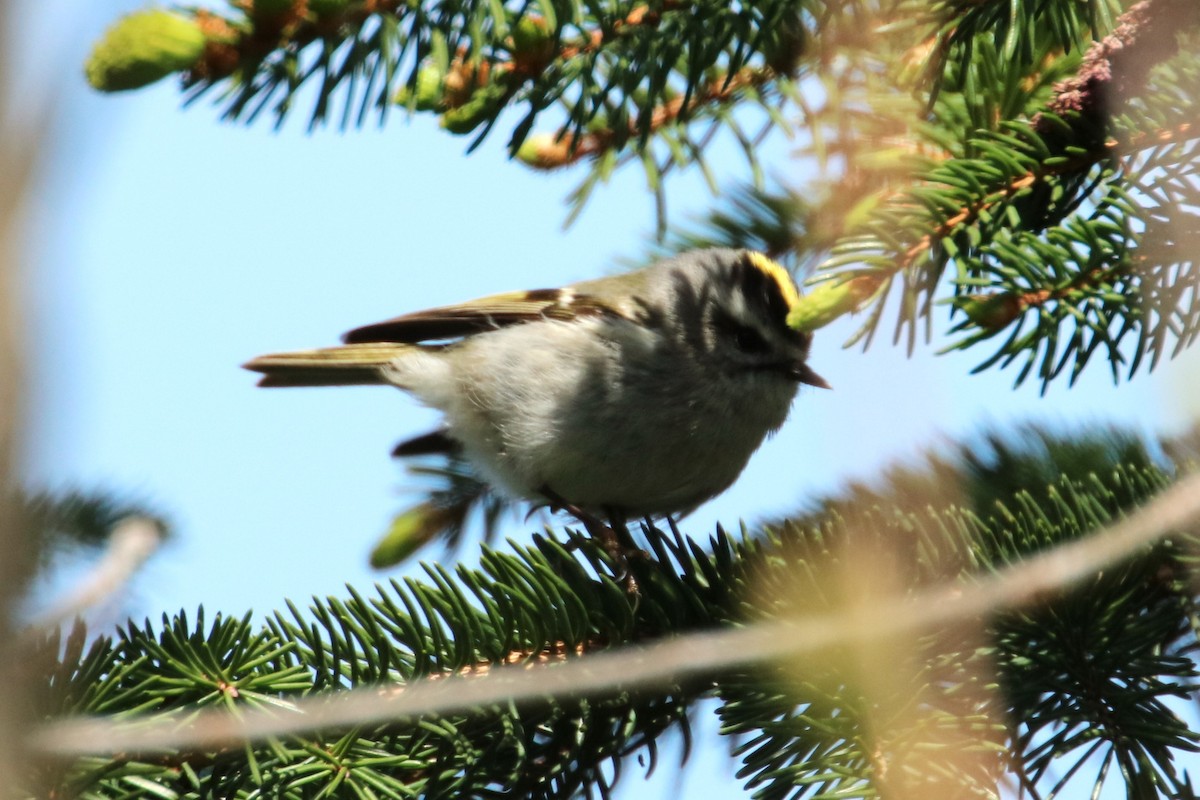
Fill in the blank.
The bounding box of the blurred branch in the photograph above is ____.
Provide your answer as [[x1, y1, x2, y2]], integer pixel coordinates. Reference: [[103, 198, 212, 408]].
[[0, 2, 43, 794], [28, 516, 165, 631], [0, 5, 75, 795]]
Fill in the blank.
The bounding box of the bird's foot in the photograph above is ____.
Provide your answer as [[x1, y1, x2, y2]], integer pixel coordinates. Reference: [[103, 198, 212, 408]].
[[538, 488, 643, 594]]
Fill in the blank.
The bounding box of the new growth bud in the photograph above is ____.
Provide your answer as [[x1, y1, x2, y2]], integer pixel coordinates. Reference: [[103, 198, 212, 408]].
[[395, 64, 446, 111], [510, 16, 555, 71], [515, 133, 574, 169], [788, 274, 884, 331], [440, 80, 509, 135], [85, 10, 207, 92]]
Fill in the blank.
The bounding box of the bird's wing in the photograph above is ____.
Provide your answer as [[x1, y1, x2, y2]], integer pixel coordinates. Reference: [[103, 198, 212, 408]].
[[342, 288, 625, 344]]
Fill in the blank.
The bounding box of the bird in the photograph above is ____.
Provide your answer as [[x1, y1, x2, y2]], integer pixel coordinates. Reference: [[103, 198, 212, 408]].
[[244, 248, 827, 543]]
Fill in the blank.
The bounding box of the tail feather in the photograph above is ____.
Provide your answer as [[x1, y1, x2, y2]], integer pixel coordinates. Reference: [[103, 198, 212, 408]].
[[243, 343, 411, 388]]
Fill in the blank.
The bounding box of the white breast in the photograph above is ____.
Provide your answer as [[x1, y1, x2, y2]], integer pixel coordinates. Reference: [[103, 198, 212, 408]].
[[391, 317, 797, 517]]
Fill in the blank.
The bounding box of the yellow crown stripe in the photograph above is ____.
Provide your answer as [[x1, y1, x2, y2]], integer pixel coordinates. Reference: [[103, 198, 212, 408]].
[[746, 251, 801, 311]]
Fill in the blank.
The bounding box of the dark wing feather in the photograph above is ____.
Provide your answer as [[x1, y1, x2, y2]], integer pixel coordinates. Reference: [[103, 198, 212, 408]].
[[343, 289, 623, 344], [392, 430, 458, 458]]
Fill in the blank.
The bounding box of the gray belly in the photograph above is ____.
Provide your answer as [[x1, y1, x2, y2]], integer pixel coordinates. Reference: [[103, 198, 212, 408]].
[[434, 319, 797, 517]]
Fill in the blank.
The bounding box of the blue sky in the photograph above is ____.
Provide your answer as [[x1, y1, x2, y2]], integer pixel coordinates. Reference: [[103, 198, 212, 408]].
[[13, 1, 1200, 796]]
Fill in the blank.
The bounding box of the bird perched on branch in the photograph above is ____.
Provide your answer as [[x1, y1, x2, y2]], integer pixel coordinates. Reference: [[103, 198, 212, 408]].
[[245, 248, 827, 554]]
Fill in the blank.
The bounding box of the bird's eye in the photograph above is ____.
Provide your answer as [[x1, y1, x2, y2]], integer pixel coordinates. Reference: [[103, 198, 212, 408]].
[[733, 326, 770, 354], [713, 311, 771, 355]]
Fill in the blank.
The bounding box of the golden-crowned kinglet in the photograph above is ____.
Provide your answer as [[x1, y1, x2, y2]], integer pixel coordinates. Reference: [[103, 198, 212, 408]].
[[244, 248, 827, 522]]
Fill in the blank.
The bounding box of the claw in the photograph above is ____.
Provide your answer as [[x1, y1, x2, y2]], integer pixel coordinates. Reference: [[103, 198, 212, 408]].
[[537, 487, 643, 594]]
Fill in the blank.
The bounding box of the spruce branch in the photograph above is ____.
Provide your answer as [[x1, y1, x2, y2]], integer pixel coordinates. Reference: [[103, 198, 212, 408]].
[[20, 488, 167, 554], [62, 2, 1200, 798], [785, 0, 1200, 390], [86, 0, 802, 164], [514, 65, 775, 169], [923, 0, 1121, 90], [85, 0, 810, 235], [22, 428, 1200, 799]]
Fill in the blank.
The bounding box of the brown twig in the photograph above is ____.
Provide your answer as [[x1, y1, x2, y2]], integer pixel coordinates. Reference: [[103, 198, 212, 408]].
[[520, 67, 775, 169], [896, 118, 1200, 281], [930, 122, 1200, 331], [190, 0, 676, 87], [960, 263, 1130, 332], [557, 1, 681, 61], [419, 638, 599, 682], [834, 0, 1200, 306], [186, 0, 753, 167]]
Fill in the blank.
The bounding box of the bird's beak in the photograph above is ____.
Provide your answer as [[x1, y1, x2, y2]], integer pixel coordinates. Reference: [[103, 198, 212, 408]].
[[791, 362, 831, 389]]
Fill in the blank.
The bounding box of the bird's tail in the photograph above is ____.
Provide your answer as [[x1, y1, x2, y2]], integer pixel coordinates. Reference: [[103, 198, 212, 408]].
[[243, 343, 414, 388]]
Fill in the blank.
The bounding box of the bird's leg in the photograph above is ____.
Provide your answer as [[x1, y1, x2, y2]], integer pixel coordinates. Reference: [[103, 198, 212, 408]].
[[538, 488, 640, 593], [538, 487, 614, 545], [603, 509, 645, 597], [607, 510, 638, 552], [550, 497, 625, 559]]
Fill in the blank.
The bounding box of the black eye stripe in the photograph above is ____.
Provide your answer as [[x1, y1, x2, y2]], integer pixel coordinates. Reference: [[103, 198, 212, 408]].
[[712, 310, 771, 354], [732, 256, 792, 328], [734, 327, 770, 353]]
